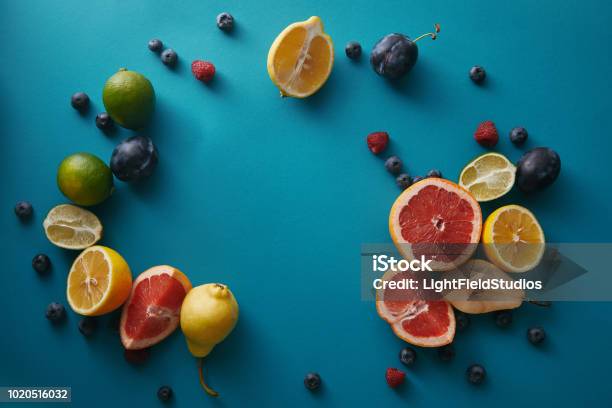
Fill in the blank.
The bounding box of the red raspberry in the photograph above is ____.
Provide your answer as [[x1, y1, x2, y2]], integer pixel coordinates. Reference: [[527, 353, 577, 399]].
[[474, 121, 499, 148], [385, 368, 405, 388], [366, 131, 389, 155], [191, 60, 215, 83]]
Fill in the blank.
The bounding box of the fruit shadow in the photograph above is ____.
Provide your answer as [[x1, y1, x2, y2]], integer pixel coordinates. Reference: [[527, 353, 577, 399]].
[[385, 60, 438, 101], [196, 71, 225, 94]]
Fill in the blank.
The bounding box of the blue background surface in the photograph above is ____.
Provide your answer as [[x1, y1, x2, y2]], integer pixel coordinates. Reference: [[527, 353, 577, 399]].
[[1, 0, 611, 406]]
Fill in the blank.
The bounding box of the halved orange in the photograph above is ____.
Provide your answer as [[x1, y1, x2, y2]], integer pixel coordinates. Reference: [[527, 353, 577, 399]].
[[67, 246, 132, 316], [267, 16, 334, 98]]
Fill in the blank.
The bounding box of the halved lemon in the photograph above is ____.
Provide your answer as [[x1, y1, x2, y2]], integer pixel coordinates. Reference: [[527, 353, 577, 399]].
[[67, 246, 132, 316], [267, 16, 334, 98], [459, 153, 516, 202], [43, 204, 102, 249], [482, 205, 545, 273]]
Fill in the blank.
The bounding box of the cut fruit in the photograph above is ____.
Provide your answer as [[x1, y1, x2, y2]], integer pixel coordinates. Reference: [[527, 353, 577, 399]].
[[67, 246, 132, 316], [459, 153, 516, 202], [445, 259, 524, 314], [267, 16, 334, 98], [376, 270, 455, 347], [389, 178, 482, 271], [43, 204, 102, 249], [483, 205, 545, 273], [120, 265, 192, 350]]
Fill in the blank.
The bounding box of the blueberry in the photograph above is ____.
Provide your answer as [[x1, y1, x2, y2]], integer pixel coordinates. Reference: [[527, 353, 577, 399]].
[[437, 344, 455, 361], [216, 12, 234, 32], [95, 112, 114, 131], [304, 372, 321, 391], [370, 34, 418, 79], [32, 254, 51, 274], [469, 66, 486, 84], [399, 347, 417, 366], [412, 175, 424, 183], [14, 201, 33, 219], [161, 49, 178, 66], [510, 127, 528, 145], [396, 174, 412, 190], [516, 148, 561, 192], [456, 311, 470, 331], [466, 364, 486, 385], [46, 302, 65, 322], [71, 92, 89, 111], [427, 169, 442, 178], [78, 317, 97, 337], [385, 156, 402, 174], [157, 385, 173, 401], [148, 38, 163, 52], [110, 136, 158, 182], [345, 41, 362, 59], [527, 327, 546, 345], [495, 310, 513, 328]]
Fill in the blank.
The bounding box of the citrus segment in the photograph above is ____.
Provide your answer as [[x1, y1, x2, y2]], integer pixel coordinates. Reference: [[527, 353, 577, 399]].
[[120, 266, 192, 350], [389, 178, 482, 271], [43, 204, 102, 249], [483, 205, 545, 272], [67, 246, 132, 316], [267, 16, 334, 98], [459, 153, 516, 202]]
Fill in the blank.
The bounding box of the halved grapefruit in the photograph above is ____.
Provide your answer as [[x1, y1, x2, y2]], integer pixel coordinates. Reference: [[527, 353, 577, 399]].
[[389, 178, 482, 271], [120, 265, 192, 350], [376, 270, 455, 347]]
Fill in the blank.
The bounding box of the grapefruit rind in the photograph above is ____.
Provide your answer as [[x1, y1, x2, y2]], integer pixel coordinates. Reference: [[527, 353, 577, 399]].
[[389, 178, 482, 272], [120, 265, 192, 350]]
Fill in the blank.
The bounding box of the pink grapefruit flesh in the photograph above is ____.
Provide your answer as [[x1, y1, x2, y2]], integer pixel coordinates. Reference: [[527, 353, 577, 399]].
[[120, 265, 192, 350]]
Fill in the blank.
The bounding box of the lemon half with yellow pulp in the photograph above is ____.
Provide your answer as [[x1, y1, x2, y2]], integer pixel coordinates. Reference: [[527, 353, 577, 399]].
[[267, 16, 334, 98]]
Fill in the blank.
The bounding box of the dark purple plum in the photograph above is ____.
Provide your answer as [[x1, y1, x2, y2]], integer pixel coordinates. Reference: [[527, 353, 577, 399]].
[[516, 147, 560, 192], [110, 136, 158, 182]]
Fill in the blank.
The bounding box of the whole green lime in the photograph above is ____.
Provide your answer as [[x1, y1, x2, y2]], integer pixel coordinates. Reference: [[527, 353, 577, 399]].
[[57, 153, 114, 206], [102, 68, 155, 130]]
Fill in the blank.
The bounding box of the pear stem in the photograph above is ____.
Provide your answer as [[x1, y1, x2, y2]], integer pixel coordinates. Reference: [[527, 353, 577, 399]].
[[198, 358, 219, 397], [413, 23, 441, 42]]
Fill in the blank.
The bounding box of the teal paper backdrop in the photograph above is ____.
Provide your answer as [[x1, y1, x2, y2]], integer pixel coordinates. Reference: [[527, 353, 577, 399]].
[[1, 0, 611, 406]]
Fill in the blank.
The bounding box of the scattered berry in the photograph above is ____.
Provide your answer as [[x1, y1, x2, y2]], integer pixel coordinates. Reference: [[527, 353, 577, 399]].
[[455, 311, 470, 331], [399, 347, 417, 366], [191, 60, 216, 83], [304, 372, 321, 391], [396, 173, 412, 190], [510, 127, 528, 145], [385, 368, 405, 388], [466, 364, 486, 385], [71, 92, 89, 111], [148, 39, 163, 52], [124, 348, 150, 364], [437, 344, 455, 361], [161, 49, 178, 66], [474, 120, 499, 148], [527, 327, 546, 345], [14, 201, 33, 219], [411, 175, 424, 183], [78, 317, 97, 337], [95, 112, 114, 130], [366, 131, 389, 155], [427, 169, 442, 178], [345, 41, 362, 59], [216, 12, 235, 32], [45, 302, 66, 322], [494, 310, 513, 328], [32, 254, 51, 274], [385, 156, 403, 174], [469, 66, 486, 84], [157, 385, 173, 402]]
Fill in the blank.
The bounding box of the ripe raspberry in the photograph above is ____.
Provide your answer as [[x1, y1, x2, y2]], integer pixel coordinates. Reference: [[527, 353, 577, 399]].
[[366, 131, 389, 155], [385, 368, 405, 388], [191, 60, 215, 83], [474, 121, 498, 148]]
